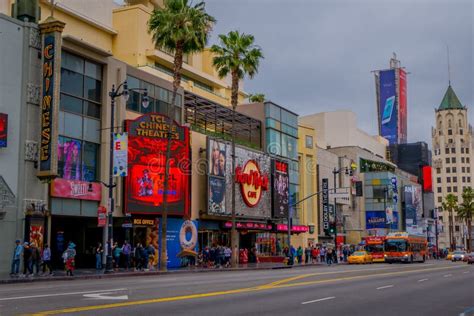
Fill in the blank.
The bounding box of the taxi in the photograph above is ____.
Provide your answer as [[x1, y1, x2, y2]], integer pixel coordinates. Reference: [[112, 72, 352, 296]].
[[446, 252, 453, 260], [348, 251, 373, 264]]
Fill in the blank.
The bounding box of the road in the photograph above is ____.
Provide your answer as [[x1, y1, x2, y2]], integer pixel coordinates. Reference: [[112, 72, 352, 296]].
[[0, 260, 472, 316]]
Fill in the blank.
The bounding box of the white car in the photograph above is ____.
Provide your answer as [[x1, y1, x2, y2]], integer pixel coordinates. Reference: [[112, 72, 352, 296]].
[[452, 251, 466, 262]]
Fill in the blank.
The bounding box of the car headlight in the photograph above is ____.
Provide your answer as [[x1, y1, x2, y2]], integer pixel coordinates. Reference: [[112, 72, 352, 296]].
[[404, 254, 409, 257], [384, 254, 387, 257]]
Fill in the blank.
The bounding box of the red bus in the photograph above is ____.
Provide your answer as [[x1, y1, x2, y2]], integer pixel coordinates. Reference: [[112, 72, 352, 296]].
[[363, 236, 385, 262], [384, 232, 427, 263]]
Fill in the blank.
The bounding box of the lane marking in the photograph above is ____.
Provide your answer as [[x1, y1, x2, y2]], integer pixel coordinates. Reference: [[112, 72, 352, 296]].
[[0, 288, 127, 302], [444, 274, 452, 277], [376, 285, 394, 290], [301, 296, 336, 305], [30, 265, 467, 315], [260, 274, 313, 288], [463, 271, 470, 274], [417, 278, 428, 282], [83, 293, 129, 300]]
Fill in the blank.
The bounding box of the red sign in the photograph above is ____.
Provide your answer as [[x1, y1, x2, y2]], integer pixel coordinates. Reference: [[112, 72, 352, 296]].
[[276, 224, 309, 233], [51, 178, 101, 201], [422, 165, 432, 192], [224, 221, 272, 230], [125, 114, 190, 215], [0, 113, 7, 148], [364, 236, 385, 245], [235, 160, 269, 207], [97, 206, 107, 227]]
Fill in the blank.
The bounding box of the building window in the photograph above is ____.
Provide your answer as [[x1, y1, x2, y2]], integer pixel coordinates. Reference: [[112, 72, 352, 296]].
[[467, 167, 471, 173], [439, 215, 443, 221], [452, 157, 456, 163], [460, 129, 463, 135], [436, 168, 441, 174], [466, 148, 470, 154], [462, 176, 466, 182], [448, 129, 452, 135], [468, 177, 471, 183], [438, 196, 442, 203], [437, 187, 442, 193], [461, 147, 465, 153], [447, 187, 452, 193], [305, 135, 313, 149], [445, 148, 450, 154], [266, 129, 281, 156], [451, 147, 456, 154], [59, 51, 102, 182], [452, 167, 456, 173], [455, 226, 460, 232], [446, 167, 450, 173], [437, 177, 441, 183], [446, 157, 450, 164], [467, 157, 470, 163], [462, 167, 465, 173], [453, 177, 457, 183], [447, 177, 451, 183], [448, 139, 453, 144], [453, 186, 458, 193], [462, 157, 465, 163]]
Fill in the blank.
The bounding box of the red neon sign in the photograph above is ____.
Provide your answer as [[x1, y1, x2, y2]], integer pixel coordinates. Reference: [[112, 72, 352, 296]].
[[422, 165, 432, 192], [276, 224, 309, 233], [235, 160, 269, 207]]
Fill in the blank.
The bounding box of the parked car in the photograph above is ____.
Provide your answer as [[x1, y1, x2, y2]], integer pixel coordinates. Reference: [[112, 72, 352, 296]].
[[451, 251, 467, 262], [466, 252, 474, 264]]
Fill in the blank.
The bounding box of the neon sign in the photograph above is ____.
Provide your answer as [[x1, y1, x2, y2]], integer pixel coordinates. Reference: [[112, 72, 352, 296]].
[[235, 160, 269, 207]]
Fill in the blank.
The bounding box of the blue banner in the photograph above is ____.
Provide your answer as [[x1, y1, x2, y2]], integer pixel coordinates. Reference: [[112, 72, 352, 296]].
[[379, 69, 398, 144], [366, 211, 398, 229], [162, 218, 199, 269]]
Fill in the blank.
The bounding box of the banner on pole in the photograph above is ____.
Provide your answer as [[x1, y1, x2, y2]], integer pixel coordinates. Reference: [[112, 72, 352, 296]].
[[113, 132, 128, 177]]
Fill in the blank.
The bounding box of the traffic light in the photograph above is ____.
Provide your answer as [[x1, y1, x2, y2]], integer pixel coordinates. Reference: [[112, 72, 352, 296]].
[[328, 221, 336, 235]]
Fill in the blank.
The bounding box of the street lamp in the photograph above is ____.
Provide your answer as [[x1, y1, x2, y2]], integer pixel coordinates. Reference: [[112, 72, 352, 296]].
[[104, 81, 148, 273]]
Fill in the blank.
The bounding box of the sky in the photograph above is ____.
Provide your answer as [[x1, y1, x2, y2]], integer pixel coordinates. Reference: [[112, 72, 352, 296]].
[[202, 0, 473, 146]]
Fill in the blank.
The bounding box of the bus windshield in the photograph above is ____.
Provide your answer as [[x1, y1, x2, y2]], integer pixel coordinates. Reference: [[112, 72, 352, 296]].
[[366, 244, 384, 253], [384, 239, 408, 252]]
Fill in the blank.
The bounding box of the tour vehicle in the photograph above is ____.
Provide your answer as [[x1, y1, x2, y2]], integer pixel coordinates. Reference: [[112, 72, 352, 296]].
[[363, 236, 385, 262], [384, 232, 427, 263]]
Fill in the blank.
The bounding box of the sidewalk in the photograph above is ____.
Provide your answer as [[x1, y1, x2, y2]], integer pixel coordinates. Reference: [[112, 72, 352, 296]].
[[1, 261, 336, 284]]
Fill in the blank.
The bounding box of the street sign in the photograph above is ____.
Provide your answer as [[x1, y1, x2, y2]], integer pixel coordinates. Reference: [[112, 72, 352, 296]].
[[329, 188, 350, 205]]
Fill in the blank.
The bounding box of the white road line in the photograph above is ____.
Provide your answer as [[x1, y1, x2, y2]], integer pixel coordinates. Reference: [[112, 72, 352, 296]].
[[463, 271, 470, 274], [417, 278, 428, 282], [301, 296, 336, 305], [444, 274, 452, 277], [0, 288, 127, 301], [376, 285, 394, 290]]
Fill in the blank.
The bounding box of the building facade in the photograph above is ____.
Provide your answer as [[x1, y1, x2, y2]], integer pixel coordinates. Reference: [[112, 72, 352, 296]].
[[431, 85, 474, 250]]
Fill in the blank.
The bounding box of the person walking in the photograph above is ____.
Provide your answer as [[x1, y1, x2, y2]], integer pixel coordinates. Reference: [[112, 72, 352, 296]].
[[224, 246, 232, 267], [22, 242, 33, 276], [326, 248, 333, 266], [320, 246, 326, 263], [112, 242, 122, 270], [122, 241, 132, 271], [10, 240, 23, 277], [30, 242, 41, 275], [95, 243, 104, 272], [135, 243, 143, 271], [296, 246, 303, 264], [42, 244, 53, 275], [63, 243, 76, 276], [311, 247, 319, 264], [305, 245, 311, 264]]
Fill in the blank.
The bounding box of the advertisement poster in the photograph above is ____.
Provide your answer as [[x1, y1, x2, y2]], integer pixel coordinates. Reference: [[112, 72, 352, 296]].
[[51, 178, 101, 201], [125, 114, 190, 215], [113, 133, 128, 177], [0, 113, 7, 148], [398, 68, 407, 144], [57, 138, 82, 181], [162, 218, 198, 269], [272, 160, 289, 218], [207, 138, 271, 218], [29, 225, 44, 249], [403, 185, 422, 234], [378, 69, 398, 144], [366, 211, 398, 230]]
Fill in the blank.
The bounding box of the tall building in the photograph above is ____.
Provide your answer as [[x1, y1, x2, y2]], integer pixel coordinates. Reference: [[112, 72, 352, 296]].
[[431, 85, 473, 250], [374, 54, 408, 145]]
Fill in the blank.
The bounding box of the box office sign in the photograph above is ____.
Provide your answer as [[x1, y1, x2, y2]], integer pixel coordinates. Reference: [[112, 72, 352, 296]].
[[38, 19, 65, 179]]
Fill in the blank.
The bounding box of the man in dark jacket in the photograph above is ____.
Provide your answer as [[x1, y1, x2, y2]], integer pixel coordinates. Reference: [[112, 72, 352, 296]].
[[23, 242, 33, 276]]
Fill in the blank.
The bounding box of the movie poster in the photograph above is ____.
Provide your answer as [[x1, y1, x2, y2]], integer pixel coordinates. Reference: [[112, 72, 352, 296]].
[[272, 160, 289, 218]]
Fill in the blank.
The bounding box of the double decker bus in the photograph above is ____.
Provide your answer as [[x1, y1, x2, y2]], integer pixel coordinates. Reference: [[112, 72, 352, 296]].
[[384, 232, 427, 263], [363, 236, 385, 262]]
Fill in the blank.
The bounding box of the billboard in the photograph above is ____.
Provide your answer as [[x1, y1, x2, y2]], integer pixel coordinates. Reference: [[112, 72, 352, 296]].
[[378, 69, 398, 145], [366, 211, 398, 230], [403, 185, 422, 234], [207, 138, 271, 218], [271, 160, 289, 218], [125, 114, 190, 216], [0, 113, 7, 148], [161, 218, 198, 269], [113, 133, 128, 177], [422, 165, 433, 192], [398, 68, 407, 144]]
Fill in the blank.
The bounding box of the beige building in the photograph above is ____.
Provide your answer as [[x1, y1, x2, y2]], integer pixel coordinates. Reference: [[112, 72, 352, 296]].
[[431, 85, 474, 250]]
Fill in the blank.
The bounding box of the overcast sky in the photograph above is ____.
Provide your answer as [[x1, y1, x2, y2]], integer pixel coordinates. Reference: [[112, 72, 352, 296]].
[[203, 0, 473, 146]]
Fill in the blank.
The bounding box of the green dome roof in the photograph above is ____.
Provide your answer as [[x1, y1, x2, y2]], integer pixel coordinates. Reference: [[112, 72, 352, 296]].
[[438, 85, 464, 110]]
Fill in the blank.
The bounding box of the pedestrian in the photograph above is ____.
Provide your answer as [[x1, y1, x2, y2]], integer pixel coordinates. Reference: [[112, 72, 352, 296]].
[[305, 245, 311, 264], [320, 246, 326, 263], [122, 240, 132, 270], [30, 242, 41, 275], [290, 246, 296, 264], [113, 242, 122, 269], [343, 247, 349, 262], [63, 242, 76, 276], [95, 242, 104, 271], [135, 243, 143, 270], [23, 242, 33, 276], [337, 247, 343, 263], [10, 239, 23, 277], [297, 246, 303, 264], [141, 244, 149, 270], [146, 244, 155, 269], [327, 248, 333, 266], [224, 246, 232, 267], [203, 246, 210, 268], [42, 243, 53, 275], [311, 247, 318, 264]]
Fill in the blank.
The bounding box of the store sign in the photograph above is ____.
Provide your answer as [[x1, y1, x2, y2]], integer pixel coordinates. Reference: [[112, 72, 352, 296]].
[[366, 211, 398, 229], [365, 236, 384, 244], [235, 160, 269, 207], [271, 160, 289, 218], [51, 178, 101, 201], [223, 221, 272, 230], [97, 206, 107, 227], [125, 114, 190, 215], [0, 113, 7, 148], [322, 178, 329, 231], [359, 158, 395, 173], [207, 138, 271, 218], [113, 133, 128, 177], [133, 218, 156, 226], [275, 224, 309, 233]]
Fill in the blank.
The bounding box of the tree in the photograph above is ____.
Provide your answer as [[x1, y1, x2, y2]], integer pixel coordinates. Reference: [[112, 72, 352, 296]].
[[248, 93, 265, 103], [458, 187, 474, 252], [148, 0, 215, 272], [211, 31, 263, 267], [442, 194, 458, 251]]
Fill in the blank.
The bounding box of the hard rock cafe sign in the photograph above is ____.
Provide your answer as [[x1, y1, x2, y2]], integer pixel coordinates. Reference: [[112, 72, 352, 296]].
[[235, 160, 269, 207]]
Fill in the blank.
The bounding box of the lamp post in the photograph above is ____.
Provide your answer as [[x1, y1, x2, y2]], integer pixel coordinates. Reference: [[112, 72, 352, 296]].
[[104, 81, 148, 273]]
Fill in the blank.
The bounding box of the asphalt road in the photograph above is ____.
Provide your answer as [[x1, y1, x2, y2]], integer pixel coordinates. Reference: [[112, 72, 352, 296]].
[[0, 260, 472, 316]]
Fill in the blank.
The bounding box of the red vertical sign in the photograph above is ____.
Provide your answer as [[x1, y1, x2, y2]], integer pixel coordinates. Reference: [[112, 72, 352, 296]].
[[97, 206, 107, 227], [398, 68, 407, 144]]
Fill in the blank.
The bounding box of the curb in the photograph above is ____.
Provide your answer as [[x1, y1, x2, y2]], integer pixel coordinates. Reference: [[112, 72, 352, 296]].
[[0, 263, 339, 284]]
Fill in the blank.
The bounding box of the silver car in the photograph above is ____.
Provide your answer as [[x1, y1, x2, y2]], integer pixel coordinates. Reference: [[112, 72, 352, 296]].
[[452, 251, 466, 262]]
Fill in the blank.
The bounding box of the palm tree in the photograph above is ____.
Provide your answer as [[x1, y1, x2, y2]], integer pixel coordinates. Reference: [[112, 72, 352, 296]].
[[148, 0, 215, 272], [442, 194, 458, 251], [248, 93, 265, 103], [211, 31, 263, 267], [458, 187, 474, 252]]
